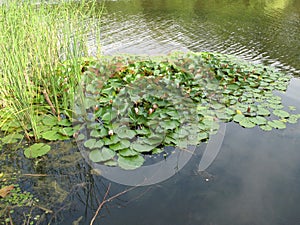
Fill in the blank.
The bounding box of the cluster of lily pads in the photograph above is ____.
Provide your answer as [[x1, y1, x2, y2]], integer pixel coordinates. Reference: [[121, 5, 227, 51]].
[[0, 113, 78, 158], [73, 52, 300, 170], [1, 51, 299, 166]]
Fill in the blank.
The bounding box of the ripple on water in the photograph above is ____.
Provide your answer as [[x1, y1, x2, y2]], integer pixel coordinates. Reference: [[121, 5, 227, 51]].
[[97, 1, 300, 76]]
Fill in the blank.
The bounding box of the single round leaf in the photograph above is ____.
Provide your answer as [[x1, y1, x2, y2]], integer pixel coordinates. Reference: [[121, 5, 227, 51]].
[[268, 120, 286, 129], [84, 139, 104, 149], [115, 126, 136, 139], [89, 148, 115, 162], [42, 130, 64, 141], [273, 110, 290, 119], [131, 142, 157, 153], [118, 155, 145, 170], [257, 107, 270, 116], [239, 117, 256, 128], [42, 116, 58, 126], [1, 133, 23, 144], [118, 148, 139, 157], [24, 143, 51, 158], [109, 139, 131, 151], [249, 116, 267, 125], [233, 114, 245, 123], [260, 124, 272, 131]]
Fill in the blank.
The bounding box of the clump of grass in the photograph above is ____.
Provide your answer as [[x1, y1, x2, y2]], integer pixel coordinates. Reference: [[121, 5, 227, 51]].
[[0, 0, 102, 140]]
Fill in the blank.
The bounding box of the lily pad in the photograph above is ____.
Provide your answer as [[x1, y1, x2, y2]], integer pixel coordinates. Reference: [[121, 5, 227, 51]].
[[57, 119, 72, 126], [24, 143, 51, 158], [268, 120, 286, 129], [239, 117, 256, 128], [233, 114, 245, 123], [109, 139, 131, 151], [131, 142, 157, 153], [84, 139, 104, 149], [118, 155, 145, 170], [118, 148, 139, 157], [42, 130, 67, 141], [115, 126, 136, 139], [89, 148, 115, 162], [103, 135, 120, 145], [42, 116, 58, 126], [59, 127, 74, 136], [273, 110, 290, 119], [1, 133, 23, 144], [249, 116, 267, 125], [259, 124, 272, 131], [90, 128, 107, 138], [256, 107, 270, 116]]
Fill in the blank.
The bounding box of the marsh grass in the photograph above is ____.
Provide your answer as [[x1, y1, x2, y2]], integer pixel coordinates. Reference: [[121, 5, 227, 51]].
[[0, 0, 102, 140]]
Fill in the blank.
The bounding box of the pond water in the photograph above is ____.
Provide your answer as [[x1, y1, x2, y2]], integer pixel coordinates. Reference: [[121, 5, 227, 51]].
[[2, 0, 300, 224]]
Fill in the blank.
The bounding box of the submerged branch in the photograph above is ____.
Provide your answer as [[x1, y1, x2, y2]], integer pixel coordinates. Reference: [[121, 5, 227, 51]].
[[90, 184, 138, 225]]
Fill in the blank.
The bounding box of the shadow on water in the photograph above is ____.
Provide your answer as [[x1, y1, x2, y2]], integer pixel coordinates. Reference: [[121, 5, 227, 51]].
[[1, 0, 300, 224]]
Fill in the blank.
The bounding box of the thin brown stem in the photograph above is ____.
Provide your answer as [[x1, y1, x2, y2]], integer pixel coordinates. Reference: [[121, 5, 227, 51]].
[[42, 89, 56, 116], [90, 184, 138, 225]]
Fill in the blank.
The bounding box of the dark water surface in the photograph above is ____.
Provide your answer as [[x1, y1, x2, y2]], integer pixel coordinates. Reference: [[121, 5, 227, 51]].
[[2, 0, 300, 224]]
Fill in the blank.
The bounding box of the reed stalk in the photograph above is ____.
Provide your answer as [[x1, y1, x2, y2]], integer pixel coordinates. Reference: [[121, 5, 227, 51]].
[[0, 0, 102, 140]]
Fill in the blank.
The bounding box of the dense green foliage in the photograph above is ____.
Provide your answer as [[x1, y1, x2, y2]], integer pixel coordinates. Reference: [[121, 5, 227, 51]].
[[0, 0, 102, 143], [75, 52, 300, 170]]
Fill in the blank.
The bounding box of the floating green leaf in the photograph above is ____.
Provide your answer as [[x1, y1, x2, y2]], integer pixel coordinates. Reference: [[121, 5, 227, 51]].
[[57, 119, 72, 126], [256, 107, 270, 116], [287, 115, 299, 124], [42, 130, 65, 141], [109, 139, 131, 151], [42, 116, 58, 126], [118, 148, 139, 157], [273, 110, 290, 118], [103, 135, 120, 145], [59, 127, 74, 136], [233, 114, 245, 123], [118, 155, 145, 170], [249, 116, 267, 125], [90, 128, 107, 138], [84, 139, 104, 149], [268, 120, 286, 129], [239, 117, 256, 128], [115, 126, 136, 139], [142, 135, 164, 146], [104, 160, 118, 166], [24, 143, 51, 158], [131, 142, 157, 153], [89, 148, 115, 162], [1, 133, 23, 144], [260, 124, 272, 131]]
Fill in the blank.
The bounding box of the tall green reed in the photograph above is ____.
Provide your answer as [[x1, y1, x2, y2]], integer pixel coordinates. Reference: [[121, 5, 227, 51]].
[[0, 0, 102, 140]]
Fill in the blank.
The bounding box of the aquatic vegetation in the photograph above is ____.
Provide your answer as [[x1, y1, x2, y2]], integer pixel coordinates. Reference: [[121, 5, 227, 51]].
[[0, 0, 102, 144], [0, 178, 41, 224], [74, 52, 300, 170], [1, 49, 299, 166]]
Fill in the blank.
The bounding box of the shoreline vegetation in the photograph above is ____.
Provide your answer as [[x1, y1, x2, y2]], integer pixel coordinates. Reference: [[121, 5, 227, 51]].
[[0, 0, 300, 163], [0, 0, 102, 141], [0, 0, 300, 224], [0, 0, 299, 166]]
